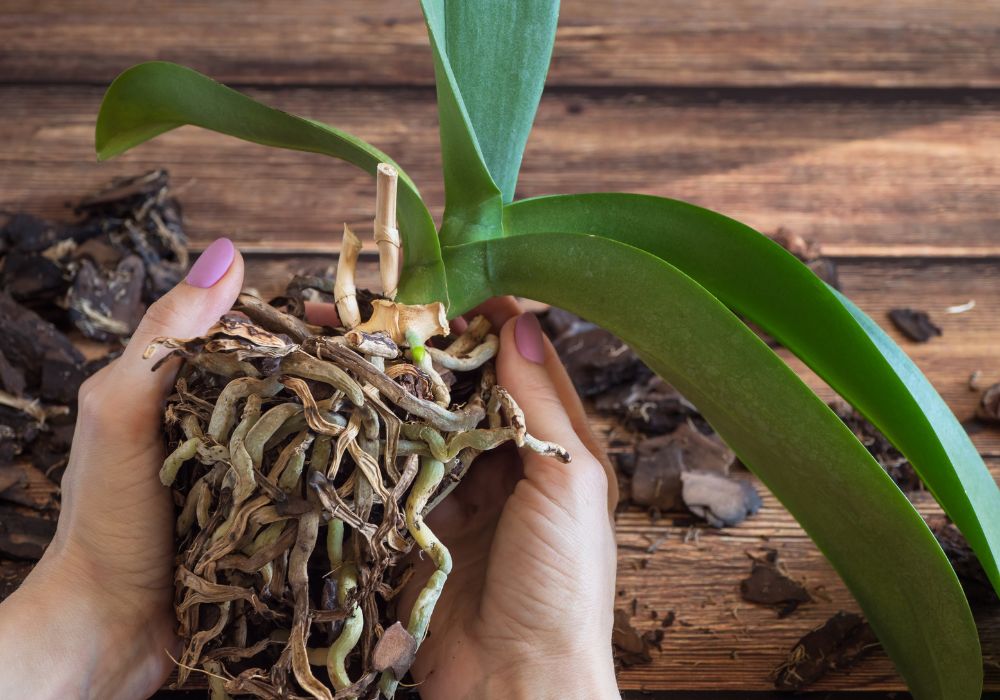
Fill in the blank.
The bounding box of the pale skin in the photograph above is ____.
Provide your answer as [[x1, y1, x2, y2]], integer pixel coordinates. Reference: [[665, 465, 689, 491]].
[[0, 249, 620, 700]]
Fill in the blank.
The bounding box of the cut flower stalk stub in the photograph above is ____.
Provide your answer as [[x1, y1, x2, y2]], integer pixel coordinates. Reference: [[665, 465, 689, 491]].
[[157, 198, 566, 698]]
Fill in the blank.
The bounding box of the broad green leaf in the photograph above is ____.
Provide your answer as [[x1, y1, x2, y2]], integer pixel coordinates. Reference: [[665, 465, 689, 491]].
[[95, 61, 447, 305], [502, 193, 1000, 595], [444, 233, 981, 700], [420, 0, 504, 244], [437, 0, 559, 204]]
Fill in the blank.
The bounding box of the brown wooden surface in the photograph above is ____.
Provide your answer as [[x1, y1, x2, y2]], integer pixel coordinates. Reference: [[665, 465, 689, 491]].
[[3, 86, 1000, 255], [3, 0, 999, 694], [2, 0, 999, 88]]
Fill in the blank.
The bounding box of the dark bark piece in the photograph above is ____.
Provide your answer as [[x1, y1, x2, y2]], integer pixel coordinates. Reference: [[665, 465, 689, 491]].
[[613, 608, 664, 668], [888, 307, 941, 342], [828, 399, 922, 491], [40, 353, 89, 405], [0, 505, 56, 559], [67, 254, 147, 341], [0, 348, 26, 396], [0, 560, 33, 602], [0, 249, 66, 304], [0, 465, 26, 494], [773, 612, 879, 690], [0, 213, 64, 253], [596, 376, 701, 435], [928, 516, 998, 607], [544, 311, 651, 397], [371, 621, 417, 679], [0, 462, 58, 510], [630, 437, 684, 511], [681, 470, 762, 528], [0, 405, 40, 466], [630, 423, 738, 513], [740, 549, 812, 617], [976, 382, 1000, 423], [0, 291, 84, 390]]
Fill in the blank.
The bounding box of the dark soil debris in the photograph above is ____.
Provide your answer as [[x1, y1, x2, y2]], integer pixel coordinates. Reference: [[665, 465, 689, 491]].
[[888, 308, 941, 343], [541, 308, 651, 397], [613, 608, 665, 668], [740, 549, 811, 617], [773, 612, 879, 690], [928, 516, 998, 607], [0, 171, 186, 589], [828, 399, 922, 491]]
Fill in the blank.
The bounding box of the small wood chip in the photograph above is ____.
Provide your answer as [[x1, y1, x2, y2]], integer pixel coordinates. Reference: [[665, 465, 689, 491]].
[[888, 308, 941, 342], [740, 549, 812, 617]]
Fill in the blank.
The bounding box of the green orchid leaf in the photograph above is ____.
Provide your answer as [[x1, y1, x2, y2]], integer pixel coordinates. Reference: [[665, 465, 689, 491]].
[[444, 233, 982, 700], [420, 0, 504, 244], [502, 193, 1000, 595], [95, 61, 446, 305], [434, 0, 559, 204]]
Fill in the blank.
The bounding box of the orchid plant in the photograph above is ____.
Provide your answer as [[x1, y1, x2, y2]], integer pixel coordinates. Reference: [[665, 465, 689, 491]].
[[95, 1, 998, 698]]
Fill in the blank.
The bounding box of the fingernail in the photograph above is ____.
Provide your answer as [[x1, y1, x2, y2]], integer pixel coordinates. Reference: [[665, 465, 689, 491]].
[[514, 312, 546, 364], [186, 238, 235, 288]]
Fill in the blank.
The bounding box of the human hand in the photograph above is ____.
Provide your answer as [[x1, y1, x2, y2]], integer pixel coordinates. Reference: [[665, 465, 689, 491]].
[[397, 299, 621, 700], [0, 238, 244, 700]]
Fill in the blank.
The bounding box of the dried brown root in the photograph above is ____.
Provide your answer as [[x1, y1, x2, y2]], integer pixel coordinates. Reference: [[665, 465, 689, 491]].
[[159, 287, 568, 699]]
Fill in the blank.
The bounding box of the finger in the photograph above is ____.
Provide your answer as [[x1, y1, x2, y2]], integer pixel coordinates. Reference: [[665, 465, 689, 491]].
[[496, 313, 610, 511], [466, 296, 521, 331], [303, 301, 340, 328], [530, 322, 618, 512], [110, 237, 244, 424]]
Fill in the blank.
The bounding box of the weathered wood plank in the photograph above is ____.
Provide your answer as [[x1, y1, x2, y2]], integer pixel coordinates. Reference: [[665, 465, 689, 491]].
[[3, 86, 1000, 255], [2, 0, 999, 88]]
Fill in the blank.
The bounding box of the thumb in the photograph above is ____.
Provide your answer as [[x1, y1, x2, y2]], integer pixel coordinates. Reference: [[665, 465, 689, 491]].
[[496, 312, 612, 512], [109, 237, 245, 423]]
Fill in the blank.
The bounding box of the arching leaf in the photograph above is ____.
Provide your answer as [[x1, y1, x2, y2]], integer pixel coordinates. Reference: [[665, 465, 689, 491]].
[[502, 193, 1000, 596], [96, 61, 447, 305], [444, 233, 982, 700]]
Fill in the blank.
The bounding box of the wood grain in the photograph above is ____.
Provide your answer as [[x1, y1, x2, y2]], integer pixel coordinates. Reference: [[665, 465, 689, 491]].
[[2, 0, 999, 88], [3, 86, 1000, 256]]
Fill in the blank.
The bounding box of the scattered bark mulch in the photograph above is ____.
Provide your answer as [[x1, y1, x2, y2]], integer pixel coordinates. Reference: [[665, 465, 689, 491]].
[[0, 171, 187, 587], [740, 549, 812, 618], [888, 308, 941, 342], [773, 612, 879, 690]]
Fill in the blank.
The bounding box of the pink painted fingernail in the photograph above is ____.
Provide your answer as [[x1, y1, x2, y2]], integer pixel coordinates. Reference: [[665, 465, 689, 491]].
[[186, 238, 235, 288], [514, 312, 546, 364]]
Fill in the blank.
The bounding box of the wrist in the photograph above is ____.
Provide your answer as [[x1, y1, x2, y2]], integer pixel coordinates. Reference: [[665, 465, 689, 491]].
[[0, 549, 175, 700]]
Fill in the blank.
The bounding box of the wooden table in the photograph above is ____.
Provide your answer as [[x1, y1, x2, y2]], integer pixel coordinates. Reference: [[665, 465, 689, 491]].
[[1, 1, 998, 696]]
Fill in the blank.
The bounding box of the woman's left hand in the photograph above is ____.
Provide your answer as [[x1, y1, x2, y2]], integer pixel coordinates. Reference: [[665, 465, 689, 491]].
[[0, 237, 243, 700]]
